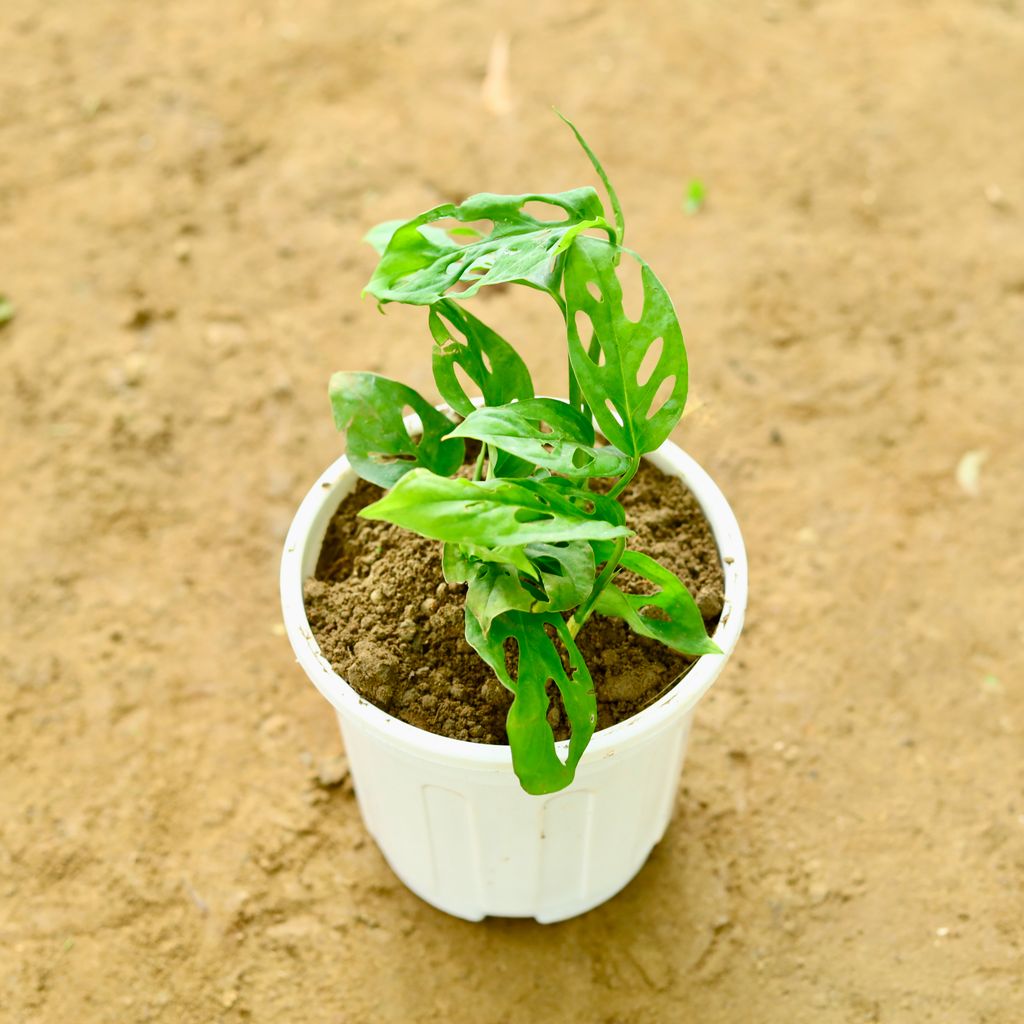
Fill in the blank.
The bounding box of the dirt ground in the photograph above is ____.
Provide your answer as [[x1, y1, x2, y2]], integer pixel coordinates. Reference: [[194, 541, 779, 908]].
[[2, 1, 1023, 1021]]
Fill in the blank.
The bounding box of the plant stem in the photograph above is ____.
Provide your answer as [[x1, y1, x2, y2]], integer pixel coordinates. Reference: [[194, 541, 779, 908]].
[[607, 456, 641, 500], [569, 535, 627, 638], [472, 446, 486, 481], [568, 456, 641, 637]]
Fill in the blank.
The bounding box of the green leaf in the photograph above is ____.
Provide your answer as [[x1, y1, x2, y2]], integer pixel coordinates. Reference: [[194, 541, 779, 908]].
[[443, 540, 595, 634], [328, 372, 464, 488], [364, 220, 454, 256], [467, 562, 536, 634], [446, 541, 538, 580], [524, 540, 595, 611], [429, 300, 534, 417], [465, 609, 597, 795], [564, 236, 688, 456], [442, 544, 533, 632], [555, 110, 625, 246], [360, 469, 631, 547], [594, 550, 721, 656], [448, 397, 634, 481], [684, 179, 706, 216], [364, 189, 613, 306]]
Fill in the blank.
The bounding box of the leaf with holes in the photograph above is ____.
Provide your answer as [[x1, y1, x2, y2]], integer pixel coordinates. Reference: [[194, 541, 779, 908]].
[[328, 372, 464, 488], [465, 609, 597, 795], [360, 469, 631, 547], [364, 188, 614, 306], [447, 398, 634, 481], [429, 300, 534, 417], [594, 550, 721, 656], [564, 235, 688, 455]]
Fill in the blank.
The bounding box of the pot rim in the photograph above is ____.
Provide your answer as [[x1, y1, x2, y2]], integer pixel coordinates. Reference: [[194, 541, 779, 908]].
[[281, 423, 747, 770]]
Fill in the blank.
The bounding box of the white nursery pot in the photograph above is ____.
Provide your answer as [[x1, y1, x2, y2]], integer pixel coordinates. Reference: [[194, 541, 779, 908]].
[[280, 422, 747, 924]]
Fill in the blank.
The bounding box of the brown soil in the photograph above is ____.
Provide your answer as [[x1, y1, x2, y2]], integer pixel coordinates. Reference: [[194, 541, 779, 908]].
[[305, 462, 725, 743], [4, 2, 1024, 1022]]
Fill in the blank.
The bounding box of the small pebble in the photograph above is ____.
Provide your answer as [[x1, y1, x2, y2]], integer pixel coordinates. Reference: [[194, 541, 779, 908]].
[[421, 598, 437, 614], [435, 582, 447, 598], [315, 755, 349, 788], [369, 589, 382, 604]]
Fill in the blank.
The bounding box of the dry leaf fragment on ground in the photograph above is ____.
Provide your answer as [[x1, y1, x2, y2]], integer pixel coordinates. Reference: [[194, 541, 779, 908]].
[[955, 449, 987, 496], [481, 33, 513, 116]]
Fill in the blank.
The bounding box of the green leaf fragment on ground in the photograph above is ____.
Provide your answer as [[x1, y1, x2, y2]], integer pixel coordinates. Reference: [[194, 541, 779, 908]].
[[684, 179, 706, 215]]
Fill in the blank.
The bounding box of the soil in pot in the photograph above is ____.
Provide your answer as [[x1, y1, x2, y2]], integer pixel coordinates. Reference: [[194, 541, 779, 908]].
[[304, 461, 725, 745]]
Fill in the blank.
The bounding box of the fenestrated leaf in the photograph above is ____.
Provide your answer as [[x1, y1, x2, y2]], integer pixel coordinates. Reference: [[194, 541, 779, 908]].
[[328, 372, 464, 488], [594, 550, 721, 656], [448, 397, 633, 480], [360, 469, 631, 547], [364, 188, 614, 306], [465, 609, 597, 795], [564, 236, 688, 455], [429, 300, 534, 417]]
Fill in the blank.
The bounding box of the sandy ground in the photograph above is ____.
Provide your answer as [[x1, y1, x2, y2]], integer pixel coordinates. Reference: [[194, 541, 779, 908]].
[[2, 1, 1023, 1021]]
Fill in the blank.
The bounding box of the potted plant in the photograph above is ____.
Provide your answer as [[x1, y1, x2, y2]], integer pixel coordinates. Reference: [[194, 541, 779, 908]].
[[280, 116, 747, 923]]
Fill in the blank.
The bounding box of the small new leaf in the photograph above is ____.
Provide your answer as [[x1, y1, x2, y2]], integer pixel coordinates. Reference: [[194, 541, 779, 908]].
[[361, 469, 632, 548], [594, 550, 721, 656], [328, 372, 464, 488], [465, 609, 597, 795], [448, 398, 633, 481], [443, 540, 596, 635], [564, 236, 688, 456], [555, 110, 625, 246]]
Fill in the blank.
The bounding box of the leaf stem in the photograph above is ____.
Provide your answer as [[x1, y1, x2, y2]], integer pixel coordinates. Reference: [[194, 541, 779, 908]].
[[569, 535, 627, 638], [472, 445, 486, 481], [607, 456, 641, 500]]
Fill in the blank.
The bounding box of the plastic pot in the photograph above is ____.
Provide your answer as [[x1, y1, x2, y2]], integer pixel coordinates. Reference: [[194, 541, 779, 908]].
[[280, 426, 747, 923]]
